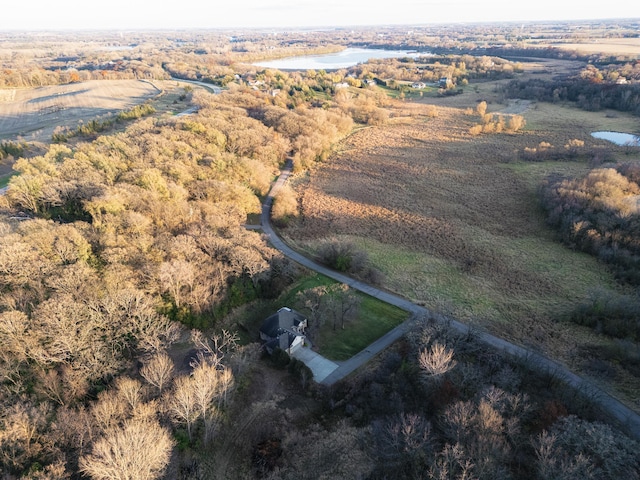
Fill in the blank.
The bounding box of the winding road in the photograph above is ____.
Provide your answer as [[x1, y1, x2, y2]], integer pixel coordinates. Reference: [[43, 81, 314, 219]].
[[261, 160, 640, 440], [170, 77, 222, 94]]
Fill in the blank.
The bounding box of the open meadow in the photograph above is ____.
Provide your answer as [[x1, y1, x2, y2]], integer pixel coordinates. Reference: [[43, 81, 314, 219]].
[[283, 80, 640, 409], [0, 79, 162, 143], [544, 37, 640, 57]]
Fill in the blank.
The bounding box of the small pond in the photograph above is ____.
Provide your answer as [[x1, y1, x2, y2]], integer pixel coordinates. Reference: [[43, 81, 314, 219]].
[[591, 131, 640, 147]]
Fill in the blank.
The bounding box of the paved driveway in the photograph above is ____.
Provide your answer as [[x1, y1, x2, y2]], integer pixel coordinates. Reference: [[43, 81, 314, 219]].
[[292, 346, 339, 383], [259, 160, 640, 441]]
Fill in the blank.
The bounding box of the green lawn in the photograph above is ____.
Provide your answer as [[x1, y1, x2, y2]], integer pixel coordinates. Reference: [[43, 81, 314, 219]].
[[316, 295, 407, 361], [278, 272, 408, 361], [278, 272, 337, 305], [376, 84, 440, 99], [0, 173, 15, 189]]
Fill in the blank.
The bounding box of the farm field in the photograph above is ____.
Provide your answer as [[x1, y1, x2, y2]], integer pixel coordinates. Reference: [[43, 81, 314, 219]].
[[282, 90, 640, 409], [0, 79, 162, 142], [544, 37, 640, 57]]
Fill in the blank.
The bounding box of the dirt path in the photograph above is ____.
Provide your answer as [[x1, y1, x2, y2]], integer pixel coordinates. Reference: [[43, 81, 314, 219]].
[[261, 161, 640, 440]]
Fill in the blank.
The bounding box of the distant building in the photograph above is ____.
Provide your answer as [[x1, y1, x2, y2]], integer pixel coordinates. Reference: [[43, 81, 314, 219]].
[[438, 77, 454, 88]]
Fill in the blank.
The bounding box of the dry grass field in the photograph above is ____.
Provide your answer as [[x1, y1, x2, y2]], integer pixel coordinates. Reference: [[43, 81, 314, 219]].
[[545, 37, 640, 57], [283, 91, 640, 409], [0, 79, 162, 142]]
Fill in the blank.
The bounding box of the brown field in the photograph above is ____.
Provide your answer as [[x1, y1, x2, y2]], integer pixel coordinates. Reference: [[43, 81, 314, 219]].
[[0, 79, 162, 142], [283, 92, 640, 409], [545, 37, 640, 57]]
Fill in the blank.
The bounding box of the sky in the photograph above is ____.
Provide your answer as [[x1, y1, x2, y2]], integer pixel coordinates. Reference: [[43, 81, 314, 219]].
[[2, 0, 639, 31]]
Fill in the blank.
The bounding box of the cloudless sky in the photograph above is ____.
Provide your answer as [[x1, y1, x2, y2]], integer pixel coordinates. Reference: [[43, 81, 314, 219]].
[[2, 0, 639, 30]]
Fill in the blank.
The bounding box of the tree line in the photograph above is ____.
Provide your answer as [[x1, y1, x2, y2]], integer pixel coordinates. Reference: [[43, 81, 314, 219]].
[[0, 78, 359, 477], [502, 66, 640, 116], [539, 164, 640, 344], [540, 164, 640, 285]]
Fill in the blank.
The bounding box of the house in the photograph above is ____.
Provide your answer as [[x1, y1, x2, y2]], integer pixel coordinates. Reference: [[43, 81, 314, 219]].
[[260, 307, 307, 355], [438, 77, 453, 88]]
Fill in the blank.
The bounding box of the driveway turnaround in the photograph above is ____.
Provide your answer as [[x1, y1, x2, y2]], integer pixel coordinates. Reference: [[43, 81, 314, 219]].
[[292, 346, 339, 383]]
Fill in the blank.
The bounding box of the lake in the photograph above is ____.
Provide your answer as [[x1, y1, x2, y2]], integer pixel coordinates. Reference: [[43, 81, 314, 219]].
[[591, 131, 640, 147], [253, 47, 424, 70]]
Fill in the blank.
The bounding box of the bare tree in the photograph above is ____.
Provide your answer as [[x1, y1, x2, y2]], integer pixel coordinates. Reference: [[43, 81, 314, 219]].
[[429, 443, 476, 480], [326, 284, 360, 330], [190, 329, 239, 366], [158, 259, 195, 309], [476, 101, 487, 117], [167, 375, 199, 442], [296, 285, 328, 335], [140, 352, 175, 395], [419, 342, 457, 376], [0, 402, 52, 475], [79, 418, 173, 480], [189, 357, 235, 444], [115, 377, 145, 412]]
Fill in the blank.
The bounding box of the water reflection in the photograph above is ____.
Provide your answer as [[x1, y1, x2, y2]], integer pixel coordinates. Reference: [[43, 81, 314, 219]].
[[253, 47, 424, 70], [591, 131, 640, 146]]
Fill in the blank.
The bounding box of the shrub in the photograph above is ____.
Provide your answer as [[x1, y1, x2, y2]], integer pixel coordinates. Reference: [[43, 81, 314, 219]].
[[424, 105, 439, 118], [270, 348, 291, 369], [570, 291, 640, 340], [507, 114, 526, 132], [317, 239, 368, 273], [0, 141, 27, 160], [469, 124, 483, 135]]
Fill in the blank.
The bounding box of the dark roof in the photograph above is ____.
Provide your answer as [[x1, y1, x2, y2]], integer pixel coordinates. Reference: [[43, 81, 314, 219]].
[[264, 332, 298, 354], [260, 307, 306, 339]]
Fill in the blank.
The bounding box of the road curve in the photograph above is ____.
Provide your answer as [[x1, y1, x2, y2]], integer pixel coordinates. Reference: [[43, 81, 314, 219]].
[[261, 160, 640, 440], [170, 77, 222, 94]]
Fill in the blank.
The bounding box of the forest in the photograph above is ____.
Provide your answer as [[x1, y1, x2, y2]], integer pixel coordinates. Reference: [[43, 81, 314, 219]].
[[503, 69, 640, 116], [1, 22, 640, 480]]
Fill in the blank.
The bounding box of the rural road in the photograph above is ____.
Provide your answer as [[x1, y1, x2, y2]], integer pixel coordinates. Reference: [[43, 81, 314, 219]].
[[170, 77, 222, 94], [261, 161, 640, 440]]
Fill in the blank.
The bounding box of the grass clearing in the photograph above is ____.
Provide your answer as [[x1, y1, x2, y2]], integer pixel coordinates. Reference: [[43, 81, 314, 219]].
[[277, 272, 337, 304], [543, 38, 640, 57], [0, 172, 14, 188], [524, 101, 640, 136], [282, 93, 640, 407], [377, 83, 441, 100], [317, 295, 407, 361], [0, 80, 162, 143], [275, 271, 408, 360]]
